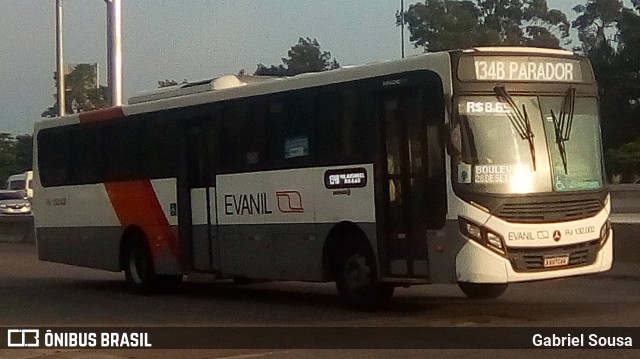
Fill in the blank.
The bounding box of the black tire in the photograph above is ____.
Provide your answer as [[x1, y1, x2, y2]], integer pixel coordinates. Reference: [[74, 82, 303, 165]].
[[336, 249, 394, 310], [123, 237, 158, 294], [457, 282, 508, 299]]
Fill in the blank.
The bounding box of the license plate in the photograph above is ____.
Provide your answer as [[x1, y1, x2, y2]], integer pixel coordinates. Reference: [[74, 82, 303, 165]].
[[544, 255, 569, 268]]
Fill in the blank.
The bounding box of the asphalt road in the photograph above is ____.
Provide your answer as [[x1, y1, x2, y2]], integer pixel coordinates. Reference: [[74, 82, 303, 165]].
[[0, 230, 639, 358]]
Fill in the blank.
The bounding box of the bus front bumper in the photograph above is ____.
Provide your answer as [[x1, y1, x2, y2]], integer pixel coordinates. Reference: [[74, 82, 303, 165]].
[[455, 229, 613, 283]]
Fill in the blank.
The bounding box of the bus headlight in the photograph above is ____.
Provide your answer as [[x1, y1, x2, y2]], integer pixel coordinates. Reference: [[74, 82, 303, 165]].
[[599, 220, 611, 246], [459, 217, 505, 255], [460, 219, 482, 241], [486, 232, 503, 250]]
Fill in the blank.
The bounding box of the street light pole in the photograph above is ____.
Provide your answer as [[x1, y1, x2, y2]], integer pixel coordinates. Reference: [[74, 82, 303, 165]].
[[105, 0, 122, 106], [55, 0, 66, 116], [401, 0, 405, 59]]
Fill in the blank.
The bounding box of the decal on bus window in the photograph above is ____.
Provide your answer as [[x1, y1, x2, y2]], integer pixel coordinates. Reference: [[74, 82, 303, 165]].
[[458, 163, 472, 184], [284, 136, 309, 159], [324, 168, 368, 189], [457, 163, 533, 185], [473, 164, 532, 184], [460, 101, 511, 114]]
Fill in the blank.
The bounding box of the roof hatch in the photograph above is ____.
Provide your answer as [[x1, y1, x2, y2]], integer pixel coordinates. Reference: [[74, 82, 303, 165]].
[[128, 75, 248, 104]]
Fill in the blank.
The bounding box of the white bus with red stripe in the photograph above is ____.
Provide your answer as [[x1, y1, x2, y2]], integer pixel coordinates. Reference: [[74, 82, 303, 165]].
[[33, 47, 612, 308]]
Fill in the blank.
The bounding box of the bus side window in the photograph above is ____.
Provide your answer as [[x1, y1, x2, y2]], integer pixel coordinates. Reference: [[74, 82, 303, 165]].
[[185, 124, 208, 188], [349, 90, 375, 162], [315, 92, 343, 164], [243, 102, 268, 167], [315, 89, 374, 165], [69, 124, 103, 184], [204, 115, 220, 181], [342, 91, 358, 160], [104, 120, 138, 181], [268, 97, 312, 164], [219, 105, 249, 172], [37, 127, 71, 187], [138, 116, 179, 179]]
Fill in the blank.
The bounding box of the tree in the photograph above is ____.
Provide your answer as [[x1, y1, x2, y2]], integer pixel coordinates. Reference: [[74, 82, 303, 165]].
[[400, 0, 570, 52], [0, 133, 31, 183], [572, 0, 623, 54], [519, 0, 571, 48], [572, 1, 640, 153], [42, 64, 110, 118], [401, 1, 499, 52], [254, 37, 340, 76], [254, 64, 289, 77], [605, 138, 640, 179], [13, 135, 33, 173], [0, 134, 17, 183], [617, 5, 640, 71]]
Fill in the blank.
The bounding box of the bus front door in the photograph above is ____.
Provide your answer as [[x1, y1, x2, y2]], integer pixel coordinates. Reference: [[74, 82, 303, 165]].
[[185, 124, 219, 273], [381, 89, 431, 279]]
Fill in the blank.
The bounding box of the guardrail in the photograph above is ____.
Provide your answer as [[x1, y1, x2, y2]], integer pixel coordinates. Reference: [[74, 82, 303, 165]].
[[608, 184, 640, 213]]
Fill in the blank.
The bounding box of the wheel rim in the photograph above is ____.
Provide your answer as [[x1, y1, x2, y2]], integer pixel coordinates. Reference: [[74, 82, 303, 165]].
[[128, 248, 148, 284]]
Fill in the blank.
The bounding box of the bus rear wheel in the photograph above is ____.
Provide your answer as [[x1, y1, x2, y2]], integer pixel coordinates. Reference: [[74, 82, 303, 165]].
[[124, 237, 158, 294], [336, 251, 394, 309], [457, 282, 508, 299]]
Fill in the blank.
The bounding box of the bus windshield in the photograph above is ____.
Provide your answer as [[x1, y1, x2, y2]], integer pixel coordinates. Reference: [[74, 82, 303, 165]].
[[453, 95, 604, 194], [541, 96, 603, 192]]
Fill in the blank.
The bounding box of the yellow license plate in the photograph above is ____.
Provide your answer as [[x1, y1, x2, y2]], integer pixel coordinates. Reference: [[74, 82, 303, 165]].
[[544, 255, 569, 268]]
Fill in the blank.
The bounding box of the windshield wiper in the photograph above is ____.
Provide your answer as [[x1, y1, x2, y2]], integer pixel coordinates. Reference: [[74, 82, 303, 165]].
[[494, 85, 536, 170], [550, 87, 576, 174]]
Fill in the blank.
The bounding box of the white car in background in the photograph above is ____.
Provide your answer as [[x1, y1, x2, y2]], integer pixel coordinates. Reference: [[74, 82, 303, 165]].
[[4, 171, 33, 199], [0, 190, 31, 215]]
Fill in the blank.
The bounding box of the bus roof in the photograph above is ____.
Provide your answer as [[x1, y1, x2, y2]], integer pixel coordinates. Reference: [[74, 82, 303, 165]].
[[34, 46, 581, 129], [465, 47, 575, 56], [127, 75, 281, 104]]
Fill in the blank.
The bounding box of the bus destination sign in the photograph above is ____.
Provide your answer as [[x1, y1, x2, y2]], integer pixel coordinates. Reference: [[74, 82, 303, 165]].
[[468, 56, 583, 83]]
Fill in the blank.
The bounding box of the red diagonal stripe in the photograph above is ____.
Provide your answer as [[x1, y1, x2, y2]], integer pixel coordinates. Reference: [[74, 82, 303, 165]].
[[105, 180, 182, 265]]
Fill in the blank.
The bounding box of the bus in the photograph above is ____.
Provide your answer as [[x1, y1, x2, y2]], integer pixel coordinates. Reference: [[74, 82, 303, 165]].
[[33, 47, 612, 308]]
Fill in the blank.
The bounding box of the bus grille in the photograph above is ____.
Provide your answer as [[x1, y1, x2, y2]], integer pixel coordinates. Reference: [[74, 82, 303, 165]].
[[496, 199, 602, 223], [507, 240, 600, 272]]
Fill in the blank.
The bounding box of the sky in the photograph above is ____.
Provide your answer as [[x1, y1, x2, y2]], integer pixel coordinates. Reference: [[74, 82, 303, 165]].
[[0, 0, 634, 135]]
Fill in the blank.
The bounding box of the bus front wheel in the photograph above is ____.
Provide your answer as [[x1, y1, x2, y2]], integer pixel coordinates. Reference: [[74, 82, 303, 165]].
[[336, 251, 394, 309], [457, 282, 508, 299], [124, 237, 158, 294]]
